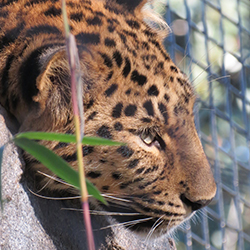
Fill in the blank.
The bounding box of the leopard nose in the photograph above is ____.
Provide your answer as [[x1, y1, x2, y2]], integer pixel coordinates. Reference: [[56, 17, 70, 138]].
[[180, 194, 213, 211]]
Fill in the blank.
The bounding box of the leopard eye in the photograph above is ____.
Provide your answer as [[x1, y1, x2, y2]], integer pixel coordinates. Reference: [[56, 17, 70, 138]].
[[140, 129, 166, 150], [140, 130, 155, 145]]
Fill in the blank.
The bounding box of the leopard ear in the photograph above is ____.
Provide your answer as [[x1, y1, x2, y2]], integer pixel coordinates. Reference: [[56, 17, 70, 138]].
[[113, 0, 147, 12]]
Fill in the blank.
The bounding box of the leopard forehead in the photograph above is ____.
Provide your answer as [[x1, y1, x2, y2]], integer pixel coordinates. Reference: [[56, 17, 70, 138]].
[[63, 1, 197, 126]]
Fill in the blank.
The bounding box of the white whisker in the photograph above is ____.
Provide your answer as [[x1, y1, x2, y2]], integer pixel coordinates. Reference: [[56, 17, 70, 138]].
[[186, 44, 216, 82], [197, 207, 213, 221], [61, 208, 141, 216], [207, 74, 231, 83], [102, 194, 131, 203], [28, 188, 81, 200], [190, 212, 200, 225], [195, 74, 231, 96], [35, 172, 56, 193], [99, 217, 154, 230], [103, 202, 131, 210], [189, 60, 216, 87], [144, 215, 164, 245], [167, 215, 174, 232], [194, 74, 231, 102], [37, 170, 76, 188], [177, 37, 191, 71]]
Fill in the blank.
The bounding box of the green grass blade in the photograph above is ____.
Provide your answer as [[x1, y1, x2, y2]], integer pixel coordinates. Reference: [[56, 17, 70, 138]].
[[13, 137, 106, 204], [0, 145, 4, 210], [82, 137, 124, 146], [16, 132, 124, 146], [16, 132, 76, 143], [86, 179, 107, 205], [14, 137, 79, 187]]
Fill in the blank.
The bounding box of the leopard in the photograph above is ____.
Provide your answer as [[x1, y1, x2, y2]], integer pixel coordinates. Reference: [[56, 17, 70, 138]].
[[0, 0, 216, 249]]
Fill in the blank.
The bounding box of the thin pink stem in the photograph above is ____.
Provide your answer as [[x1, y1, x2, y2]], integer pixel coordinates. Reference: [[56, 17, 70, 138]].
[[83, 201, 96, 250]]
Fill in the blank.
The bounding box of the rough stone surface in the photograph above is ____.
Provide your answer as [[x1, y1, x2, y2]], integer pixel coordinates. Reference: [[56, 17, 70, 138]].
[[0, 106, 56, 250]]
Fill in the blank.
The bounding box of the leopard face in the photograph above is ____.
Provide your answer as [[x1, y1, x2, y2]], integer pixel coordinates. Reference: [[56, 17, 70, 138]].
[[0, 0, 216, 238]]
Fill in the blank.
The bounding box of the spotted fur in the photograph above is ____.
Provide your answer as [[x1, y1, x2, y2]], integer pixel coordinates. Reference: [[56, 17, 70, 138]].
[[0, 0, 216, 240]]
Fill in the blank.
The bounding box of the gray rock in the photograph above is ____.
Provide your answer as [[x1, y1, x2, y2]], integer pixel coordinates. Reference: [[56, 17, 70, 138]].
[[0, 106, 56, 250]]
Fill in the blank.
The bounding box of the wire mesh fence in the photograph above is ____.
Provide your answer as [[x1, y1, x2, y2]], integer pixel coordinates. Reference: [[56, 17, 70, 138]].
[[151, 0, 250, 249]]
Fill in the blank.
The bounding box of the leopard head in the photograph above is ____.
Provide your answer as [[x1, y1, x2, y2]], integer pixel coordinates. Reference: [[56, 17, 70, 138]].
[[12, 0, 217, 238]]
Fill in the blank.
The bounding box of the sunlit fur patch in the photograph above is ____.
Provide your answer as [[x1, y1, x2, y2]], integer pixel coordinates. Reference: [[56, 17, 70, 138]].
[[142, 3, 170, 39]]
